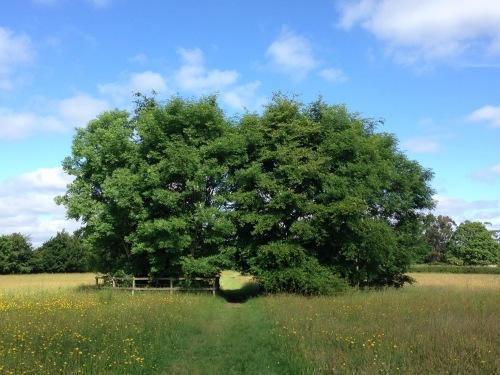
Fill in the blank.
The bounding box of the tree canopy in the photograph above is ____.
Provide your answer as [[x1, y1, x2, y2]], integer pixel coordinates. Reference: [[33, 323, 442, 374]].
[[423, 214, 456, 262], [447, 221, 500, 265], [31, 230, 89, 273], [57, 93, 435, 292], [0, 233, 33, 274]]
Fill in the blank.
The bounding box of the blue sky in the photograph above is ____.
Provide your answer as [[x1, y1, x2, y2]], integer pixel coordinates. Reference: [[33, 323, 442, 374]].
[[1, 0, 499, 247]]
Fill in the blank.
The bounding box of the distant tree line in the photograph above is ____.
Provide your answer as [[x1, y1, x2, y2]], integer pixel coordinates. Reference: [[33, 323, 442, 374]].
[[1, 216, 497, 277], [0, 231, 89, 274], [422, 215, 499, 266]]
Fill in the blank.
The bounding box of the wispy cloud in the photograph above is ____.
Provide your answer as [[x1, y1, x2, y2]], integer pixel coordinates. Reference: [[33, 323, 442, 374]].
[[0, 27, 34, 90], [0, 109, 64, 140], [175, 48, 239, 93], [0, 94, 108, 140], [57, 94, 109, 128], [472, 164, 500, 183], [265, 28, 318, 81], [222, 81, 264, 111], [401, 136, 441, 153], [87, 0, 114, 9], [433, 193, 500, 227], [318, 68, 347, 82], [99, 71, 168, 106], [337, 0, 500, 67], [467, 105, 500, 127]]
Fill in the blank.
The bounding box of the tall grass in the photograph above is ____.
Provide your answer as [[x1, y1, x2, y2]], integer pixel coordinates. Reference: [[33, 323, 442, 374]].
[[0, 274, 297, 374], [262, 274, 499, 374], [0, 273, 498, 374]]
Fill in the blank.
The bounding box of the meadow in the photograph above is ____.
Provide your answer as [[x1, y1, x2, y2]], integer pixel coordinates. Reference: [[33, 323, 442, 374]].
[[0, 272, 498, 374]]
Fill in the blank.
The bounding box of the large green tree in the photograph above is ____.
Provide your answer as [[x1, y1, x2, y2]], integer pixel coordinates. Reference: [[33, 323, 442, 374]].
[[56, 94, 235, 277], [229, 95, 435, 288], [58, 93, 435, 290], [447, 221, 500, 265]]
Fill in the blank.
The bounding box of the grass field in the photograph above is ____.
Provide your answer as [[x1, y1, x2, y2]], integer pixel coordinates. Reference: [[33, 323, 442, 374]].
[[0, 273, 498, 374]]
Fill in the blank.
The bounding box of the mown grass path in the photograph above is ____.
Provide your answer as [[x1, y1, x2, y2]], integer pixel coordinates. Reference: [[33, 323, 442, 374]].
[[162, 298, 302, 375]]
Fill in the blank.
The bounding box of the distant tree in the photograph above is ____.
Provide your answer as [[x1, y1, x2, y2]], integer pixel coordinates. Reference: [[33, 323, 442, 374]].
[[447, 221, 500, 265], [0, 233, 33, 274], [423, 214, 456, 262], [33, 230, 89, 273]]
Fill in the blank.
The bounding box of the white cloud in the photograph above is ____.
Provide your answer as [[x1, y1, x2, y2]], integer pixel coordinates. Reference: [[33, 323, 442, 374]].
[[265, 28, 318, 80], [0, 27, 34, 90], [318, 68, 347, 82], [467, 105, 500, 127], [129, 53, 148, 64], [12, 167, 72, 191], [101, 48, 264, 111], [0, 108, 64, 140], [433, 193, 500, 227], [0, 167, 80, 247], [58, 94, 109, 128], [99, 71, 168, 106], [129, 71, 167, 93], [222, 81, 263, 110], [401, 136, 441, 153], [337, 0, 500, 66], [0, 94, 108, 140], [175, 48, 239, 93]]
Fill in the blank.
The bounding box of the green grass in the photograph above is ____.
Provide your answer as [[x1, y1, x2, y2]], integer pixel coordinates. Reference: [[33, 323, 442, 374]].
[[0, 273, 498, 374]]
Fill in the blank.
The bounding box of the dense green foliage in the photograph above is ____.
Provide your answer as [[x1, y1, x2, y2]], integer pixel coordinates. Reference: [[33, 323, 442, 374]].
[[0, 233, 33, 274], [229, 95, 434, 288], [56, 95, 235, 277], [0, 231, 89, 274], [447, 221, 500, 265], [31, 230, 89, 273], [57, 93, 436, 292]]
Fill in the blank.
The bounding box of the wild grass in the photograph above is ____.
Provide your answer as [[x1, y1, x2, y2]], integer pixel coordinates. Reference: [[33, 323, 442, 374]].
[[0, 273, 498, 374], [0, 273, 96, 296], [0, 273, 297, 374], [262, 273, 499, 374]]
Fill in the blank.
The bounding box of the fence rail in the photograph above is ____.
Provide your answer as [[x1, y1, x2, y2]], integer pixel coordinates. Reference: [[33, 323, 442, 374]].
[[95, 276, 220, 295]]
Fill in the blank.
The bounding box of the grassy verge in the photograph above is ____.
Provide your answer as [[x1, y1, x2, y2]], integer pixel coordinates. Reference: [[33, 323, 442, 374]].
[[0, 273, 498, 374]]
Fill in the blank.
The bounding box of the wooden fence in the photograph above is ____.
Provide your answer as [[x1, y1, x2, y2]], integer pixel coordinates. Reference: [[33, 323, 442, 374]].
[[95, 275, 219, 295]]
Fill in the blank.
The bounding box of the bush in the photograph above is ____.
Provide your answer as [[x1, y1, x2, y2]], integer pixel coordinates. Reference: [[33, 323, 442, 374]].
[[249, 243, 347, 295]]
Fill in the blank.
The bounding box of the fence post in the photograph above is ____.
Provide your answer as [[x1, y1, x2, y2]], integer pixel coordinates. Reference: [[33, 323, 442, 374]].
[[170, 277, 173, 295], [132, 277, 135, 296], [95, 276, 99, 287]]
